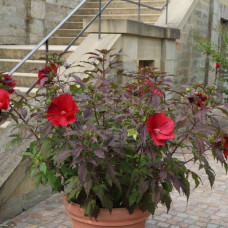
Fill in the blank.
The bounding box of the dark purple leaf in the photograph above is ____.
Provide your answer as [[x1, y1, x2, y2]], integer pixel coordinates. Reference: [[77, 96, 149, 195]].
[[78, 162, 87, 184], [106, 162, 115, 178], [73, 147, 83, 159], [172, 179, 181, 193], [160, 170, 168, 181], [196, 138, 205, 155], [91, 136, 98, 143], [83, 173, 92, 196], [19, 107, 27, 119], [104, 136, 115, 146], [94, 149, 105, 158], [151, 95, 161, 108], [215, 148, 225, 163], [113, 114, 128, 120], [197, 109, 206, 121], [145, 142, 157, 161], [175, 115, 186, 123], [40, 124, 52, 139], [64, 131, 80, 136], [74, 120, 83, 131], [140, 181, 150, 194], [57, 150, 72, 162], [84, 108, 93, 118]]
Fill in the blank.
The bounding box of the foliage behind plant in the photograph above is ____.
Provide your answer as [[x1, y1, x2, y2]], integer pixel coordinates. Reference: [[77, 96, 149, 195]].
[[3, 49, 228, 219], [193, 29, 228, 99]]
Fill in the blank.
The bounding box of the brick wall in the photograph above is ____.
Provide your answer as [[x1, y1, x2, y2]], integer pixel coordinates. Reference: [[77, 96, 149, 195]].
[[0, 0, 83, 45]]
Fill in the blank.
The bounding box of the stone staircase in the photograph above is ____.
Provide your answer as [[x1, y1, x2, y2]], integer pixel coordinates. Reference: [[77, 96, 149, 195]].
[[0, 0, 166, 130]]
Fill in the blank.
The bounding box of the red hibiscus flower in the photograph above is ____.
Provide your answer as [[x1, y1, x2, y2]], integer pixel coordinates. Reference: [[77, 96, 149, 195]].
[[126, 88, 133, 94], [194, 93, 208, 109], [37, 62, 57, 85], [0, 75, 16, 94], [216, 62, 221, 69], [126, 79, 162, 97], [47, 94, 79, 126], [223, 136, 228, 160], [214, 136, 228, 160], [0, 89, 10, 110], [144, 79, 162, 97], [146, 113, 175, 146], [188, 92, 208, 109]]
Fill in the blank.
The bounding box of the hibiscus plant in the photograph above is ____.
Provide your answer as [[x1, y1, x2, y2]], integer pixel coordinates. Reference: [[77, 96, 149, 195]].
[[2, 49, 228, 219]]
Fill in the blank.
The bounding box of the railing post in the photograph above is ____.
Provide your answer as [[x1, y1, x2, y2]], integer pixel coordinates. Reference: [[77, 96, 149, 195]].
[[98, 0, 102, 40], [165, 0, 168, 26], [138, 0, 141, 22], [45, 39, 49, 64]]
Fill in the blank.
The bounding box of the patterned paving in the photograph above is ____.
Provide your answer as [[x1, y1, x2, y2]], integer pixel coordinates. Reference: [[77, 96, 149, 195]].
[[1, 154, 228, 228]]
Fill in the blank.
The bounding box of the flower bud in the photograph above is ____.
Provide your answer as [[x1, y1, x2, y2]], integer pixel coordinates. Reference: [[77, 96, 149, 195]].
[[45, 99, 52, 106], [186, 88, 191, 92]]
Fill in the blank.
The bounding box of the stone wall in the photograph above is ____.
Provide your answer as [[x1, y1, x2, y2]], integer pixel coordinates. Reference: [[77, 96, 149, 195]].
[[156, 0, 227, 88], [175, 0, 211, 86], [0, 0, 83, 45]]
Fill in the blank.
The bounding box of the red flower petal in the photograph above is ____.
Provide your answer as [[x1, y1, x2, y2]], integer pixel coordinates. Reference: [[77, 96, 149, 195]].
[[0, 89, 9, 110], [37, 62, 57, 85], [47, 94, 79, 126], [216, 62, 221, 69], [224, 137, 228, 160], [146, 113, 175, 146], [0, 75, 16, 94]]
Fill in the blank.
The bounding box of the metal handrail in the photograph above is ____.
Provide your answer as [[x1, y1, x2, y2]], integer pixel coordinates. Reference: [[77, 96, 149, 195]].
[[7, 0, 169, 102]]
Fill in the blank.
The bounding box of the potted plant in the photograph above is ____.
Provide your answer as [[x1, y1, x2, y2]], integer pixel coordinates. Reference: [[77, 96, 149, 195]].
[[3, 49, 228, 228]]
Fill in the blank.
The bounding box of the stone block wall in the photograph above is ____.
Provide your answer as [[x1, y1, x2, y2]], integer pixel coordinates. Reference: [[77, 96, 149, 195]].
[[0, 0, 83, 45], [156, 0, 227, 88], [175, 0, 211, 86], [0, 0, 28, 44]]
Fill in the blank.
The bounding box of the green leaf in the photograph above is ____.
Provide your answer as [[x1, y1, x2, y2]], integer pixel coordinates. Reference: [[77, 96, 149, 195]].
[[65, 177, 82, 201], [47, 172, 61, 192], [127, 128, 138, 140], [6, 136, 21, 148], [70, 84, 79, 93], [129, 188, 140, 207], [40, 138, 52, 158], [35, 173, 42, 187], [191, 171, 202, 189], [93, 184, 113, 211], [105, 174, 112, 187], [40, 162, 47, 174], [84, 197, 97, 218]]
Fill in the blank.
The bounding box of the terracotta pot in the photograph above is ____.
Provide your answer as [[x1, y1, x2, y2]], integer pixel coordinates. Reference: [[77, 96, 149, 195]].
[[64, 197, 150, 228]]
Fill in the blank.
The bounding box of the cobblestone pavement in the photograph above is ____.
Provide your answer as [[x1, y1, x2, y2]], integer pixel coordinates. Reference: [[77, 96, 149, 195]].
[[1, 154, 228, 228]]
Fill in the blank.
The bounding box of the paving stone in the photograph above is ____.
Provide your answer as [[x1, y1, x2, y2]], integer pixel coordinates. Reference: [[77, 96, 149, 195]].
[[1, 154, 228, 227], [207, 224, 218, 228], [183, 218, 195, 224], [157, 222, 170, 227]]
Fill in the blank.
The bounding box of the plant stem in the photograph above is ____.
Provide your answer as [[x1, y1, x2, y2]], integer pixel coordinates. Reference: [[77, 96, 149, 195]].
[[12, 106, 40, 141]]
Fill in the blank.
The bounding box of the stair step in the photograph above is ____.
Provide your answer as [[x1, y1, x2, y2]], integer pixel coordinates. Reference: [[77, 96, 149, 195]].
[[76, 8, 162, 15], [68, 14, 161, 22], [13, 86, 38, 98], [61, 22, 83, 29], [0, 59, 46, 74], [83, 1, 166, 8], [49, 37, 85, 45], [54, 29, 88, 37], [10, 72, 37, 87], [0, 121, 11, 131], [0, 45, 78, 60]]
